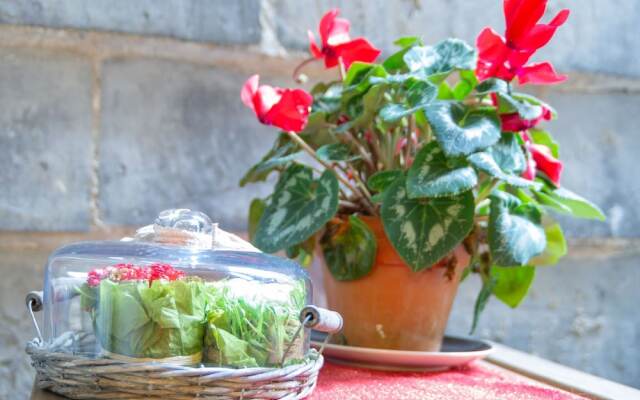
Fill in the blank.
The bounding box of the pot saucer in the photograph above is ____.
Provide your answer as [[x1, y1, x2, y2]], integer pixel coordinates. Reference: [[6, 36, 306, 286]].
[[311, 332, 492, 372]]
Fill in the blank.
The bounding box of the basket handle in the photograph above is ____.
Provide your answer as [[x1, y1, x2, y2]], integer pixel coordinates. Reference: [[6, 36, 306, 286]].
[[26, 291, 44, 342], [300, 306, 342, 333]]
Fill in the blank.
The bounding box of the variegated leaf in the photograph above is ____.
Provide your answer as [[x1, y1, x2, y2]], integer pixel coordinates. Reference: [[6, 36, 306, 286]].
[[254, 165, 339, 253], [488, 191, 546, 266], [403, 39, 477, 78], [468, 151, 540, 189], [367, 170, 404, 192], [408, 142, 477, 198], [488, 132, 526, 174], [321, 216, 377, 281], [239, 138, 300, 187], [425, 102, 501, 157], [381, 177, 474, 271]]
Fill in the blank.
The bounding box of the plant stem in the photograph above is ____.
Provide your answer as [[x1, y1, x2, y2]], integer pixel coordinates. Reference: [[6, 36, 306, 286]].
[[476, 179, 498, 204], [286, 131, 370, 206], [405, 115, 416, 166], [342, 131, 376, 172], [292, 57, 317, 83], [338, 57, 347, 80]]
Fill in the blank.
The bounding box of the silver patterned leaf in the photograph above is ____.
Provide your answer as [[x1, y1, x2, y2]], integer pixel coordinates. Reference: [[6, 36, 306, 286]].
[[255, 164, 339, 253], [381, 176, 474, 271]]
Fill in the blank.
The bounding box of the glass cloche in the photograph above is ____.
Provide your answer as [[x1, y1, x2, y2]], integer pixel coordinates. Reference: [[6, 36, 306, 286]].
[[39, 209, 315, 367]]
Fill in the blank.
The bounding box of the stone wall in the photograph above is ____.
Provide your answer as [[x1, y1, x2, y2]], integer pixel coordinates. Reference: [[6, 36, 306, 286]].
[[1, 1, 639, 398]]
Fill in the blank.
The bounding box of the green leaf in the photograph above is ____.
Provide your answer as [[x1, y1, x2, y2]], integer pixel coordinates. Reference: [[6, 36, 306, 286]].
[[408, 142, 478, 198], [475, 78, 509, 95], [489, 191, 547, 266], [344, 62, 375, 86], [239, 139, 300, 187], [491, 266, 535, 308], [529, 223, 567, 266], [312, 83, 343, 114], [321, 216, 377, 281], [248, 198, 266, 243], [532, 190, 572, 214], [468, 151, 540, 189], [529, 129, 559, 158], [453, 70, 479, 100], [425, 102, 501, 157], [394, 36, 424, 48], [286, 235, 316, 267], [367, 169, 403, 192], [317, 143, 358, 162], [541, 187, 606, 221], [254, 164, 339, 253], [514, 93, 557, 119], [381, 176, 474, 271], [403, 39, 477, 81], [437, 81, 456, 100], [489, 132, 526, 174], [298, 112, 337, 149], [383, 37, 424, 71], [379, 78, 437, 122], [470, 277, 496, 334], [497, 92, 542, 120], [380, 104, 411, 122], [343, 65, 387, 104], [352, 84, 387, 128]]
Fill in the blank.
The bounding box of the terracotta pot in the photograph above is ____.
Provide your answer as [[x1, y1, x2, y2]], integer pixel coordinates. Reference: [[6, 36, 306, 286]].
[[321, 216, 470, 351]]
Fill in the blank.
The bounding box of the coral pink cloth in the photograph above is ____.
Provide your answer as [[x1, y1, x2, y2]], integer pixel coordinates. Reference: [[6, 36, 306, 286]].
[[310, 361, 587, 400]]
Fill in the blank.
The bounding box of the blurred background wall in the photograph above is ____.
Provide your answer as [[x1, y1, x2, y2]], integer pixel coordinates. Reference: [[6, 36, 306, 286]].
[[0, 1, 638, 397]]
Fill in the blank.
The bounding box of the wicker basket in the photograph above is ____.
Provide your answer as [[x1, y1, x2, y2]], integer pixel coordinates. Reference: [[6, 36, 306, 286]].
[[27, 332, 323, 400], [25, 293, 337, 400]]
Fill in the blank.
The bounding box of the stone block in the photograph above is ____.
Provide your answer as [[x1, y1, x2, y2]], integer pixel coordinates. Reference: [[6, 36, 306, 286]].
[[0, 0, 261, 45], [99, 57, 277, 230], [0, 47, 93, 231]]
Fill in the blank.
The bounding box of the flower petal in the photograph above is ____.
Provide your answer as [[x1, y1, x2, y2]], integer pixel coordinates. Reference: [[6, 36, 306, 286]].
[[308, 30, 323, 59], [517, 62, 567, 85], [264, 89, 313, 132], [319, 8, 351, 47], [255, 85, 284, 120], [500, 105, 552, 132], [241, 74, 259, 109], [504, 0, 547, 45], [333, 37, 381, 70], [517, 9, 570, 50], [531, 143, 563, 185], [475, 27, 513, 81]]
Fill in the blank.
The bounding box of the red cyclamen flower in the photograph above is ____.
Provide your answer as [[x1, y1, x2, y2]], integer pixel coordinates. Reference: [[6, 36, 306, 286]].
[[308, 9, 381, 70], [476, 0, 569, 84], [521, 132, 563, 185], [241, 75, 313, 133]]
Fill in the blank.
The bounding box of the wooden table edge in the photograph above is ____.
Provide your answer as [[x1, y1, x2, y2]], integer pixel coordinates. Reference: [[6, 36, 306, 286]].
[[485, 341, 640, 400]]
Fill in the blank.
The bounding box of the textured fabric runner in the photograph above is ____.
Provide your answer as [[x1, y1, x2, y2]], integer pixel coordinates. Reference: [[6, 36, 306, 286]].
[[310, 360, 588, 400]]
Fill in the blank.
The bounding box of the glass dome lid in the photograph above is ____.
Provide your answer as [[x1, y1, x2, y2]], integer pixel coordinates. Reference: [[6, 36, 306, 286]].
[[41, 209, 312, 368]]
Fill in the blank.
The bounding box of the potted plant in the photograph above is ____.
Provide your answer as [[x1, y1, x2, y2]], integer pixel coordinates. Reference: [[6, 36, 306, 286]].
[[239, 1, 604, 351]]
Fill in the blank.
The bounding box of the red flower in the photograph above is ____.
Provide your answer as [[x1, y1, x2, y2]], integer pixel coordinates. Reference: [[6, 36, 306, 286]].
[[476, 0, 569, 85], [308, 9, 381, 70], [241, 75, 313, 132], [87, 263, 185, 287], [500, 105, 552, 132], [521, 132, 563, 185]]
